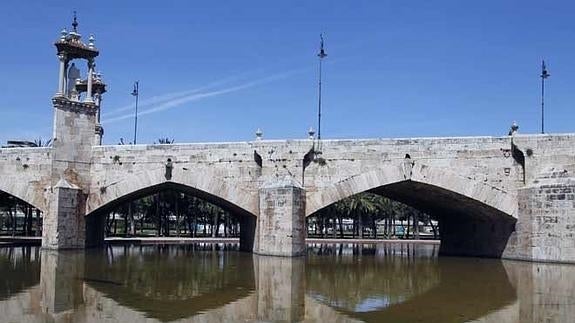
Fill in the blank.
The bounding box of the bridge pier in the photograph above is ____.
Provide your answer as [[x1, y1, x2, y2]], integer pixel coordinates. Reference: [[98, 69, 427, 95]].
[[253, 178, 306, 257], [42, 180, 86, 249], [504, 183, 575, 263]]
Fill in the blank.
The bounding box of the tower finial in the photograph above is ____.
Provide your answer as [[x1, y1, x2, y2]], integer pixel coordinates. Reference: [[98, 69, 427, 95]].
[[72, 11, 78, 32]]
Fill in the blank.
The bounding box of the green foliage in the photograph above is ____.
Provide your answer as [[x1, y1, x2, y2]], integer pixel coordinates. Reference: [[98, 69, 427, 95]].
[[309, 192, 436, 239], [106, 188, 240, 238]]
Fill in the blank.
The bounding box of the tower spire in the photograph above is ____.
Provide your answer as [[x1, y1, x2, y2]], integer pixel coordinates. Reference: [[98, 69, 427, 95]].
[[72, 11, 78, 32]]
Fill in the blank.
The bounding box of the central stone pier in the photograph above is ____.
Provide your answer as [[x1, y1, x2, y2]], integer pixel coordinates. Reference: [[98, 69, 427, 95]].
[[254, 177, 306, 257]]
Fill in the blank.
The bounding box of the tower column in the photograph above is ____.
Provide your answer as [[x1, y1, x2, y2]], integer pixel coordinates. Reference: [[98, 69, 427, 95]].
[[85, 59, 94, 103], [57, 54, 66, 96], [94, 93, 104, 145], [44, 14, 102, 250]]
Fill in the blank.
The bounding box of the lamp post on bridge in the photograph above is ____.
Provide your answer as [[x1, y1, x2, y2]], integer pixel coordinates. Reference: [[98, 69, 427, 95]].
[[540, 60, 550, 134], [313, 34, 327, 157], [131, 81, 139, 144], [317, 34, 327, 141]]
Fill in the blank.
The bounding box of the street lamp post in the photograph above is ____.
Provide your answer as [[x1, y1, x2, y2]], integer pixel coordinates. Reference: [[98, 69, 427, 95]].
[[317, 34, 327, 141], [540, 60, 550, 134], [131, 81, 139, 144]]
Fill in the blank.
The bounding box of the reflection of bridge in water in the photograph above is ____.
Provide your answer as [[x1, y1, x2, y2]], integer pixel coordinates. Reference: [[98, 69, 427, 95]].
[[0, 244, 574, 322]]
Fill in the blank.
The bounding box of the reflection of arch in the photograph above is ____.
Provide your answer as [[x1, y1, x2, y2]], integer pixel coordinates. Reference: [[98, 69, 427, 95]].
[[306, 247, 441, 312], [83, 246, 256, 321], [305, 246, 516, 321], [307, 163, 517, 218], [0, 247, 41, 301], [87, 167, 258, 217], [342, 258, 516, 322]]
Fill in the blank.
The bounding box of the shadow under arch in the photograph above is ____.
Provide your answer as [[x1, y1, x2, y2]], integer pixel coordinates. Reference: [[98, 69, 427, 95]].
[[0, 186, 45, 213], [84, 181, 257, 248], [0, 190, 43, 237], [307, 164, 518, 257]]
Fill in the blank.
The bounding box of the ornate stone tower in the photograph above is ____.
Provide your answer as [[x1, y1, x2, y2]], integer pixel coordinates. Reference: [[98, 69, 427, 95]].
[[42, 14, 105, 249]]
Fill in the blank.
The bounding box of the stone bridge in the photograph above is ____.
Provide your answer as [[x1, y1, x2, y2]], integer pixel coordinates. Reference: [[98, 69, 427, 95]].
[[1, 19, 575, 262], [2, 123, 575, 262]]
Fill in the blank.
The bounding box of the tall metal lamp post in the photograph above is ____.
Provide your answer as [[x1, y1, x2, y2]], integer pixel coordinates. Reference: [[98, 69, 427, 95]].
[[540, 60, 550, 134], [317, 34, 327, 141], [131, 81, 139, 144]]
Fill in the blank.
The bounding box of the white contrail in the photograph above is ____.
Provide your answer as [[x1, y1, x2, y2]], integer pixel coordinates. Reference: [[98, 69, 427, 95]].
[[102, 74, 246, 118], [103, 68, 305, 124]]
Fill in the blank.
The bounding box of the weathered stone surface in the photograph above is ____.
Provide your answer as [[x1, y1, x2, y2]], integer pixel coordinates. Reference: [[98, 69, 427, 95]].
[[0, 147, 51, 210], [42, 181, 86, 249], [255, 178, 306, 256], [39, 97, 97, 249], [504, 182, 575, 262]]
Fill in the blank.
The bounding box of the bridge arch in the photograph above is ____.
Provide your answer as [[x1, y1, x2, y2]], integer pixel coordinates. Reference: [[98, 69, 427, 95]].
[[87, 167, 258, 217], [0, 183, 45, 212], [307, 162, 516, 218], [307, 162, 518, 258]]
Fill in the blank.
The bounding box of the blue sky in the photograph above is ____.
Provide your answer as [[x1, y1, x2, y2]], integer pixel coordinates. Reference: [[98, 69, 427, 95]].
[[0, 1, 574, 144]]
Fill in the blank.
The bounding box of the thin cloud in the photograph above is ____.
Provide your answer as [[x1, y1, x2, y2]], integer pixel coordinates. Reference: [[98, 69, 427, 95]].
[[102, 74, 246, 118], [103, 68, 305, 124]]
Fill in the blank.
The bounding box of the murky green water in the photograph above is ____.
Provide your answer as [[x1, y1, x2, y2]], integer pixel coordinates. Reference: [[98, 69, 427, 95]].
[[0, 243, 574, 322]]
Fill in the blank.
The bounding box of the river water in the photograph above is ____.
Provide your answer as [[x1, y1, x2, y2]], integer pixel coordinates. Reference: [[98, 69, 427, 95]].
[[0, 243, 573, 322]]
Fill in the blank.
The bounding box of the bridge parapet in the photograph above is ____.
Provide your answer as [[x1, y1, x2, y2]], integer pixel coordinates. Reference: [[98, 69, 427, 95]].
[[304, 136, 523, 191]]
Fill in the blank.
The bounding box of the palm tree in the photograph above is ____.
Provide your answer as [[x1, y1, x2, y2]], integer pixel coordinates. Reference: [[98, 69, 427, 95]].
[[155, 137, 174, 144], [344, 193, 380, 238], [32, 138, 52, 147], [306, 192, 436, 240]]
